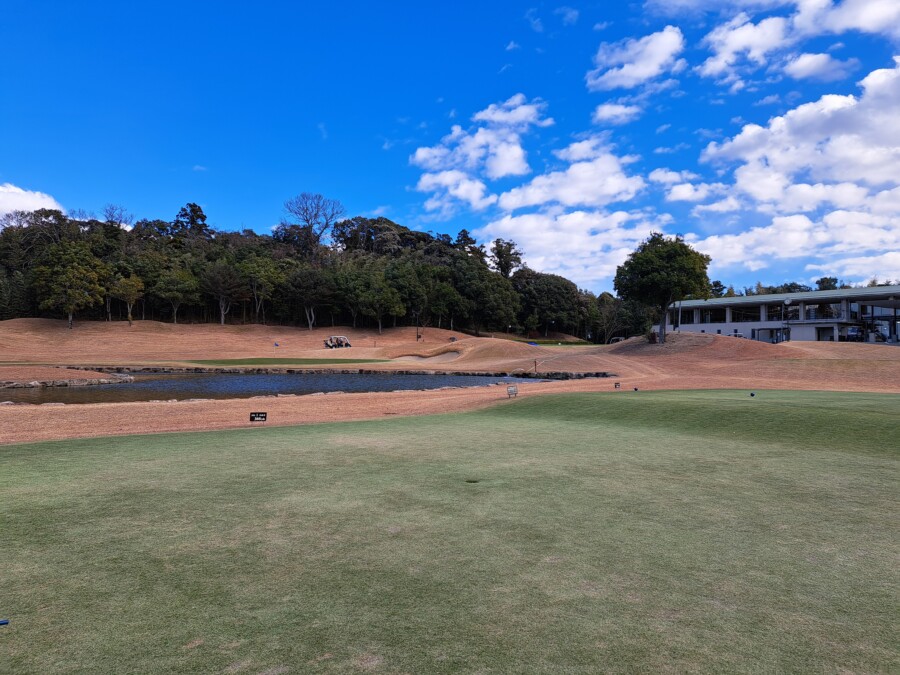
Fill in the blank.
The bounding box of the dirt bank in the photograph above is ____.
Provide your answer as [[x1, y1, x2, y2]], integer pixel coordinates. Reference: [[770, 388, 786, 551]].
[[2, 319, 899, 444]]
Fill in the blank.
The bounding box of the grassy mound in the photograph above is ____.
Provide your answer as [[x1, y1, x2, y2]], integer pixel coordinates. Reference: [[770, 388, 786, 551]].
[[2, 391, 897, 672]]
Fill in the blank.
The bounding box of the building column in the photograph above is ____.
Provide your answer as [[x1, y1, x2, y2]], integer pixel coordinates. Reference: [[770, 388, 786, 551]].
[[725, 307, 732, 323], [759, 304, 766, 321], [833, 325, 840, 342]]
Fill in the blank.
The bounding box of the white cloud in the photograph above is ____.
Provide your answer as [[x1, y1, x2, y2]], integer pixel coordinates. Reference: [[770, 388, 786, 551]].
[[704, 58, 900, 199], [552, 136, 610, 162], [653, 143, 691, 154], [592, 103, 643, 125], [794, 0, 900, 40], [594, 21, 611, 31], [666, 182, 727, 201], [784, 52, 858, 81], [691, 1, 899, 87], [410, 95, 556, 212], [754, 94, 781, 105], [690, 209, 900, 273], [692, 195, 743, 213], [472, 93, 554, 129], [586, 26, 686, 90], [506, 41, 520, 51], [498, 153, 645, 211], [0, 183, 63, 217], [411, 95, 553, 181], [416, 171, 497, 214], [806, 251, 900, 281], [698, 13, 791, 85], [475, 209, 662, 288], [554, 6, 580, 25], [648, 168, 700, 184]]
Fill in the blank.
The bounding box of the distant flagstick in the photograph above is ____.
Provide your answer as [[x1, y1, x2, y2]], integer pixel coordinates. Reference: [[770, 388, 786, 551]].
[[273, 340, 280, 357]]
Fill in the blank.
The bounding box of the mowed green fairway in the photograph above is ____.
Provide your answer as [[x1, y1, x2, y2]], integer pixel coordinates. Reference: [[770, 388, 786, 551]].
[[2, 391, 897, 673]]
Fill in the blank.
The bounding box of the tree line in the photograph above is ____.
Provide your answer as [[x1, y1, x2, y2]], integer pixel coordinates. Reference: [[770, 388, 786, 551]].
[[0, 195, 653, 341]]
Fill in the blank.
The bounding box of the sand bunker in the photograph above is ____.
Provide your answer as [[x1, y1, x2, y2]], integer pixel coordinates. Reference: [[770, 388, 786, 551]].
[[394, 351, 460, 362]]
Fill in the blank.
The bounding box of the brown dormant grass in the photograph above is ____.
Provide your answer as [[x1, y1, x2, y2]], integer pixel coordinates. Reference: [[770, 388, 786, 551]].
[[2, 319, 899, 444]]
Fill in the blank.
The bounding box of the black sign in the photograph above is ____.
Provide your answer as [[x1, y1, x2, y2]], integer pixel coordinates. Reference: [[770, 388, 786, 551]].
[[250, 412, 267, 422]]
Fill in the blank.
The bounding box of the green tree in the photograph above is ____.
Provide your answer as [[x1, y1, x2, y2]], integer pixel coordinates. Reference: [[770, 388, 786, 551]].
[[238, 255, 285, 324], [489, 238, 523, 279], [32, 241, 107, 328], [201, 261, 246, 326], [287, 264, 338, 330], [614, 233, 711, 344], [816, 276, 839, 291], [512, 268, 579, 337], [361, 263, 405, 334], [153, 268, 200, 324], [172, 203, 211, 239], [109, 274, 145, 326]]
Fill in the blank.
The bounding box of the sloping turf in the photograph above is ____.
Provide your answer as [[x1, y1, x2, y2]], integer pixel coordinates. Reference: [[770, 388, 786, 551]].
[[186, 358, 388, 365], [1, 391, 897, 672]]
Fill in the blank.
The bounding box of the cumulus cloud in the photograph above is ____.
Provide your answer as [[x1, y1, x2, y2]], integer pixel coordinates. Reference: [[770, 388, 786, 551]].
[[648, 168, 700, 184], [411, 95, 553, 182], [692, 195, 743, 213], [806, 251, 900, 281], [410, 95, 556, 214], [704, 58, 900, 198], [416, 171, 497, 214], [592, 103, 643, 125], [0, 183, 63, 217], [472, 93, 555, 129], [784, 52, 859, 81], [698, 13, 790, 86], [586, 26, 686, 90], [692, 1, 900, 87], [475, 209, 664, 288], [498, 153, 645, 211], [666, 182, 727, 201], [688, 59, 900, 275]]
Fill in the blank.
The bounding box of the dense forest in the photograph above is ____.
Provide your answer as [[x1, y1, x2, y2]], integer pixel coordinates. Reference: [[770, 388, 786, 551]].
[[0, 196, 653, 342]]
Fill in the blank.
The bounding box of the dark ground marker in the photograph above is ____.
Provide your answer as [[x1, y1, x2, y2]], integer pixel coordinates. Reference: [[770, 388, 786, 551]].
[[465, 479, 480, 484]]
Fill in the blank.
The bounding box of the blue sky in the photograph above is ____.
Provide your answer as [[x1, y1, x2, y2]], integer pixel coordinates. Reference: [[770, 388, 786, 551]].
[[2, 0, 898, 293]]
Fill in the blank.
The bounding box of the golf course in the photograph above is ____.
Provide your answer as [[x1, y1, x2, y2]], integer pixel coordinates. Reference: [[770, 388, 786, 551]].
[[1, 321, 898, 672]]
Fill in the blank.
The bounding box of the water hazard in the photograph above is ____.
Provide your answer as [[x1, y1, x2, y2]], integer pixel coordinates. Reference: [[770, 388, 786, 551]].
[[2, 372, 544, 405]]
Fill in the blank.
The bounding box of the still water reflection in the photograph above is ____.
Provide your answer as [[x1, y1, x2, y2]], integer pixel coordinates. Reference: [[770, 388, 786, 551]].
[[3, 372, 542, 405]]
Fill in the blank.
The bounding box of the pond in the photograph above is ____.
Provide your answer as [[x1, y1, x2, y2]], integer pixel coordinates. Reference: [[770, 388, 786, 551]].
[[2, 372, 545, 405]]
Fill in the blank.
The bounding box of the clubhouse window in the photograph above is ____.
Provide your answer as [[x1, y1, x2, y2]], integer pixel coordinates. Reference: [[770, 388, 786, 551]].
[[805, 303, 841, 320], [700, 308, 726, 323], [669, 309, 696, 326], [731, 306, 760, 322], [766, 304, 799, 321]]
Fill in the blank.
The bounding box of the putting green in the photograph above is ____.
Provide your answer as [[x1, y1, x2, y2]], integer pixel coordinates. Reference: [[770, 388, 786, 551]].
[[1, 391, 897, 672]]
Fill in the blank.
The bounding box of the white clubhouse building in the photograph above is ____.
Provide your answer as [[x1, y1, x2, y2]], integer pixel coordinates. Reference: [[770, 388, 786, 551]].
[[659, 285, 900, 343]]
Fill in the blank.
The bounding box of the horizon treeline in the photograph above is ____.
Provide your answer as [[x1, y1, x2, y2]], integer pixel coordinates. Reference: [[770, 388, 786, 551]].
[[0, 198, 654, 341]]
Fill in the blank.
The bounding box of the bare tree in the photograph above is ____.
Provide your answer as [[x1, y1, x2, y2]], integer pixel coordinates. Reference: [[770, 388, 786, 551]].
[[280, 193, 345, 251], [102, 203, 134, 227]]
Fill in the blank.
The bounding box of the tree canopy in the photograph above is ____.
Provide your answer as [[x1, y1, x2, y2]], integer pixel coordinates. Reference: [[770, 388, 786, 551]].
[[614, 232, 710, 343]]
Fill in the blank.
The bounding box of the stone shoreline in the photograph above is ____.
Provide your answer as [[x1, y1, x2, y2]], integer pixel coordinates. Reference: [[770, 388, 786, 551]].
[[0, 373, 134, 389], [68, 365, 616, 380]]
